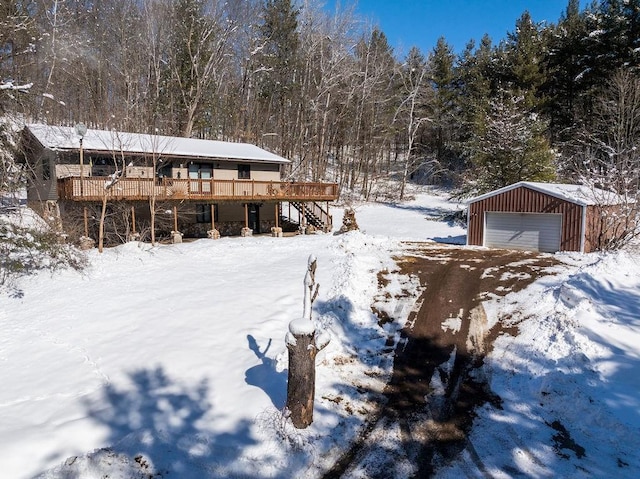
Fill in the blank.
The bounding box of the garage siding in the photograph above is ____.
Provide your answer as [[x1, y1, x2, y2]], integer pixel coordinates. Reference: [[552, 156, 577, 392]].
[[468, 186, 583, 252]]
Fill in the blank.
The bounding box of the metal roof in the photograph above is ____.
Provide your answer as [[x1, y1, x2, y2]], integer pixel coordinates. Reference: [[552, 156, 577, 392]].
[[467, 181, 624, 207], [26, 123, 290, 164]]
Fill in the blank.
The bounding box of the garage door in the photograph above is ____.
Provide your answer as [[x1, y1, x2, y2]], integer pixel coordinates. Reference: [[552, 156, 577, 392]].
[[484, 212, 562, 253]]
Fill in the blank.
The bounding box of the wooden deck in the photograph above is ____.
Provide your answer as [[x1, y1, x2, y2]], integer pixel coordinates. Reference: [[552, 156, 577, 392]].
[[57, 177, 339, 202]]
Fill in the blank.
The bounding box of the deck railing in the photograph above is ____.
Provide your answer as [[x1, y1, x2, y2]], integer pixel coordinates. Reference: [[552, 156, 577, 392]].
[[57, 176, 339, 202]]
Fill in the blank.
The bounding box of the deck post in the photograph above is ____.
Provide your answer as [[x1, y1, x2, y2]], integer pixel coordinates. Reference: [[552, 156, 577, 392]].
[[271, 202, 283, 237], [207, 203, 220, 239], [241, 203, 253, 237], [83, 206, 88, 238], [171, 205, 183, 243], [173, 205, 178, 232], [326, 201, 330, 232], [131, 206, 136, 234]]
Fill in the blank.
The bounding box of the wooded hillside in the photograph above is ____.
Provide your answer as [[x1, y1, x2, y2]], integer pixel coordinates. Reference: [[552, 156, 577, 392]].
[[1, 0, 639, 199]]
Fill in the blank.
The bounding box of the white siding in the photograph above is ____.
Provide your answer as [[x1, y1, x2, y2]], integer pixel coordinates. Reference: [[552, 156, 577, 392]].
[[484, 212, 562, 253]]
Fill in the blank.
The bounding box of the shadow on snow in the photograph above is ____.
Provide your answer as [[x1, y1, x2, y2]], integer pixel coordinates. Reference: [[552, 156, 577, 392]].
[[245, 334, 287, 409], [41, 366, 260, 478]]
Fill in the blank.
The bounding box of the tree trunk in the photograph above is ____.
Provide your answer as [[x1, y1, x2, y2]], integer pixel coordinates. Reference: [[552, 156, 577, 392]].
[[98, 194, 107, 253], [286, 330, 318, 429]]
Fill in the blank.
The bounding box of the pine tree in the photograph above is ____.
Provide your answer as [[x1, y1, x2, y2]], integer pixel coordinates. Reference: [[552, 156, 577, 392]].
[[456, 35, 494, 153], [543, 0, 589, 138], [0, 0, 35, 112], [503, 11, 547, 110], [464, 89, 556, 195], [165, 0, 233, 137], [423, 37, 461, 173]]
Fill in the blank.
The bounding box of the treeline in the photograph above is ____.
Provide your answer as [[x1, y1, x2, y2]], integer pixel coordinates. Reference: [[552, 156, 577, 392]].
[[1, 0, 639, 199]]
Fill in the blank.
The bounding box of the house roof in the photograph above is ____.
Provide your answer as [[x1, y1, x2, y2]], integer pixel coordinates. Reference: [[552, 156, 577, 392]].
[[26, 123, 290, 164], [467, 181, 624, 207]]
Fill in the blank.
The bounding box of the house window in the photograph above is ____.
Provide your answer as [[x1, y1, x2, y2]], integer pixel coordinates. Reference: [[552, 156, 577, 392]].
[[196, 204, 217, 223], [238, 164, 250, 179]]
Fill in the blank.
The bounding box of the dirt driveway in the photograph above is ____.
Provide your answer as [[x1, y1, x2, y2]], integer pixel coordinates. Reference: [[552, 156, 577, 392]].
[[323, 245, 560, 479]]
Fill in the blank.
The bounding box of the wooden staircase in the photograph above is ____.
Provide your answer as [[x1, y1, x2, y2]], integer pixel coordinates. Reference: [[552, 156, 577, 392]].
[[284, 201, 333, 232]]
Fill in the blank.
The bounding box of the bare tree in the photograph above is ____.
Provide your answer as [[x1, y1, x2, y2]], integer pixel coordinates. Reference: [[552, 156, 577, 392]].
[[393, 47, 435, 200], [567, 69, 640, 250], [166, 0, 236, 137], [97, 131, 128, 252], [141, 132, 172, 245]]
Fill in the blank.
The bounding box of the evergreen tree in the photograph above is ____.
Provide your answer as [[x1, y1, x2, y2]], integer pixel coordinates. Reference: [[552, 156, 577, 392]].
[[424, 37, 461, 173], [255, 0, 301, 156], [503, 11, 547, 109], [464, 89, 556, 195], [165, 0, 233, 137], [543, 0, 590, 138], [0, 0, 35, 111], [456, 35, 494, 151]]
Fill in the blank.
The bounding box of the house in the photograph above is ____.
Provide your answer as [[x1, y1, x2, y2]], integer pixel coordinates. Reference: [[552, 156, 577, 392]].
[[466, 181, 625, 253], [21, 123, 338, 242]]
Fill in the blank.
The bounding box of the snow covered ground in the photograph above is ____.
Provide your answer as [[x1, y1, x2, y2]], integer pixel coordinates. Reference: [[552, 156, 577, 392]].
[[437, 249, 640, 478], [1, 187, 639, 478]]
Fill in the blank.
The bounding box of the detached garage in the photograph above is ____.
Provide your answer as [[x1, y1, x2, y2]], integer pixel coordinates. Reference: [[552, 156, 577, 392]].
[[466, 182, 621, 253]]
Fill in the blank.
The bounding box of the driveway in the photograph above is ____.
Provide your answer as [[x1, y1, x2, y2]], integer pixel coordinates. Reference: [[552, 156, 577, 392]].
[[323, 245, 560, 478]]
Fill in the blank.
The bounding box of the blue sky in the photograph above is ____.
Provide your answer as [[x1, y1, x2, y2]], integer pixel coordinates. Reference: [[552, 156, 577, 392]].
[[326, 1, 589, 56]]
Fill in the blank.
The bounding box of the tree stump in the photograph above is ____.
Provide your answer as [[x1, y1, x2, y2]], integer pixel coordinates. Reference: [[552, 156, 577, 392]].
[[79, 236, 95, 250], [284, 255, 330, 429], [336, 207, 359, 234], [286, 319, 318, 429]]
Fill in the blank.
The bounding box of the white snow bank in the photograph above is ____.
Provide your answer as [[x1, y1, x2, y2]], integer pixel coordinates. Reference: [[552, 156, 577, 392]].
[[437, 250, 640, 478]]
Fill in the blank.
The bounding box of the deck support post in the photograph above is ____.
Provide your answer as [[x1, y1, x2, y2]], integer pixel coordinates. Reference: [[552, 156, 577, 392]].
[[241, 203, 252, 237], [171, 205, 182, 243], [271, 202, 283, 237], [173, 206, 178, 232], [208, 204, 220, 239], [83, 206, 88, 238], [131, 206, 136, 234]]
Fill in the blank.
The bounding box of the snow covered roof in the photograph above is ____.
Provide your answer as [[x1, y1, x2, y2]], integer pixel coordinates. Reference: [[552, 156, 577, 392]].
[[467, 181, 624, 207], [25, 123, 290, 164]]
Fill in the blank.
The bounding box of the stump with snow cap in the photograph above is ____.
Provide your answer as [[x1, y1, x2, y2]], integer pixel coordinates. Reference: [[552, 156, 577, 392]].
[[285, 255, 330, 429]]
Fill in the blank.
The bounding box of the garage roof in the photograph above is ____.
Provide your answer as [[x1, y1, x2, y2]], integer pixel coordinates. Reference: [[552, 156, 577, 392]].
[[26, 123, 290, 164], [467, 181, 623, 207]]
